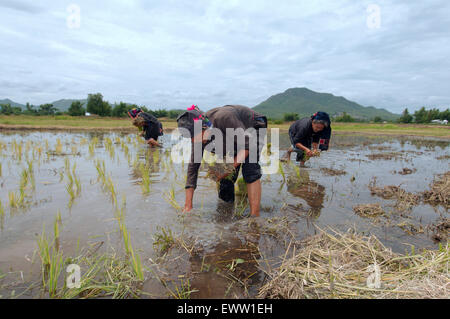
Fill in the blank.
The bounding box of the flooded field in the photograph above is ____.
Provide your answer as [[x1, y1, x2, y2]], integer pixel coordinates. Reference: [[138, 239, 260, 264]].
[[0, 130, 448, 298]]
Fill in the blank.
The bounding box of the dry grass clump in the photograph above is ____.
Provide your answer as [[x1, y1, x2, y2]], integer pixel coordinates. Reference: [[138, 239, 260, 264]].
[[320, 167, 347, 176], [369, 180, 420, 212], [258, 228, 449, 299], [397, 168, 416, 175], [428, 218, 450, 243], [423, 171, 450, 209], [353, 204, 384, 217], [366, 152, 403, 161]]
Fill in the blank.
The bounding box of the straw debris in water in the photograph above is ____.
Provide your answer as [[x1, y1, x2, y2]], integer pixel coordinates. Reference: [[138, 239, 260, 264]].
[[423, 171, 450, 209], [353, 203, 385, 217], [369, 180, 420, 212], [258, 228, 449, 299]]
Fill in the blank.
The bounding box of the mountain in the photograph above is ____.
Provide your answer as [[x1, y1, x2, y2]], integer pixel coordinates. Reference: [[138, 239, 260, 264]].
[[50, 99, 87, 112], [0, 98, 87, 111], [253, 88, 399, 120], [0, 99, 25, 109]]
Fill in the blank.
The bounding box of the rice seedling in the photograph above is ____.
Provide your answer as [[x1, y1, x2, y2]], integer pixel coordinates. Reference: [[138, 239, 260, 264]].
[[80, 138, 88, 146], [163, 186, 181, 211], [55, 138, 63, 155], [114, 196, 126, 227], [0, 199, 4, 219], [105, 176, 118, 206], [9, 191, 19, 209], [278, 160, 285, 181], [152, 149, 160, 164], [71, 144, 78, 155], [94, 159, 106, 185], [153, 226, 175, 255], [54, 211, 61, 250], [0, 162, 2, 177], [168, 278, 196, 299], [37, 225, 64, 298], [65, 163, 81, 207], [88, 138, 98, 157], [139, 163, 151, 194], [60, 251, 144, 299], [119, 222, 144, 281]]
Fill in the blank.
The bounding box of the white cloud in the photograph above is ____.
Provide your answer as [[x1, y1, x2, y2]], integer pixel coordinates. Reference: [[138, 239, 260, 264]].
[[0, 0, 449, 112]]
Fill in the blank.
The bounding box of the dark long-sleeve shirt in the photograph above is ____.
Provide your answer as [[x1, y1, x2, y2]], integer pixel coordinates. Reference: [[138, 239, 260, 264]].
[[185, 105, 266, 189], [289, 117, 332, 148], [139, 112, 162, 140]]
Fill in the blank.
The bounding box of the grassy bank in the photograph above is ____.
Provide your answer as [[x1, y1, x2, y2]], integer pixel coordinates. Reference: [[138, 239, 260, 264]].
[[0, 115, 448, 138]]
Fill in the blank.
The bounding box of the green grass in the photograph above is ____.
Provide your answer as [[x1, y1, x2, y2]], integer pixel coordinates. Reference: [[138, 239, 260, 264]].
[[1, 115, 448, 137], [153, 226, 175, 255], [272, 122, 449, 137]]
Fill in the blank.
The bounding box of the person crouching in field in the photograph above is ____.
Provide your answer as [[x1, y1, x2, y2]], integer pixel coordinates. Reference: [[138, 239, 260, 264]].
[[128, 108, 163, 147], [281, 111, 332, 166], [177, 105, 267, 217]]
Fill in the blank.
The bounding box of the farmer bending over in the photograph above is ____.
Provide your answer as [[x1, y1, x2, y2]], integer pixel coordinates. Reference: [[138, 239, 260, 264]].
[[281, 111, 332, 166], [177, 105, 267, 217], [128, 108, 163, 147]]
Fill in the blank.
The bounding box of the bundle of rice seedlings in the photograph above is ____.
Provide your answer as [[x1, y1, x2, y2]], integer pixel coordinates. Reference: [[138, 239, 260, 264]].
[[206, 162, 236, 182], [423, 171, 450, 209], [353, 203, 385, 218], [258, 227, 449, 299]]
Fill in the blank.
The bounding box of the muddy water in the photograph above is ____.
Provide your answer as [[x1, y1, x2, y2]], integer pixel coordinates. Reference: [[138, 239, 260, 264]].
[[0, 131, 448, 298]]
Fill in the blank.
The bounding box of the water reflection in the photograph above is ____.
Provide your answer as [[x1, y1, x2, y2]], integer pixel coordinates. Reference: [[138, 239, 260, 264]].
[[286, 169, 325, 218]]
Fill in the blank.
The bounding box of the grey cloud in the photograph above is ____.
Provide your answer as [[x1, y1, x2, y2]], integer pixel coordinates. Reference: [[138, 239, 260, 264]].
[[0, 0, 449, 112], [0, 0, 44, 13]]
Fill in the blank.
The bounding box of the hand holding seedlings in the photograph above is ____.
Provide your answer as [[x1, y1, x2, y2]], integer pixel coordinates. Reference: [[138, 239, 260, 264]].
[[177, 104, 267, 217]]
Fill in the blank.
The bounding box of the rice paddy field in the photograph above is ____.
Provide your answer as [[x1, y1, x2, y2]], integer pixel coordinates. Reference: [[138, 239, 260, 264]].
[[0, 129, 448, 299]]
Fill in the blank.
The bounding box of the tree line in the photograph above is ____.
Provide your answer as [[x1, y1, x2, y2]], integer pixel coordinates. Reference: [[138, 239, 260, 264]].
[[0, 93, 183, 119], [398, 107, 449, 123]]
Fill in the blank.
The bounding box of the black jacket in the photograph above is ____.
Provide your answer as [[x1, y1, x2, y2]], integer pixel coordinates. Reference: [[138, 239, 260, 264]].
[[138, 112, 163, 140], [289, 117, 332, 147]]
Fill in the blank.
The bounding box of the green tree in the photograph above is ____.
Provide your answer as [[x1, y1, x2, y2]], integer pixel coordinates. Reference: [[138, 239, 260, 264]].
[[68, 101, 86, 116], [24, 103, 37, 115], [413, 107, 428, 123], [373, 116, 383, 123], [112, 102, 129, 117], [283, 112, 299, 121], [38, 104, 57, 115], [87, 93, 111, 116], [0, 103, 13, 115], [334, 112, 355, 122], [167, 110, 182, 119], [439, 109, 449, 121], [398, 108, 413, 123]]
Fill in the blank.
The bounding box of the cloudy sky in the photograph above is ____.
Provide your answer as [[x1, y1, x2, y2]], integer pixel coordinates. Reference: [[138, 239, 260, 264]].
[[1, 0, 449, 113]]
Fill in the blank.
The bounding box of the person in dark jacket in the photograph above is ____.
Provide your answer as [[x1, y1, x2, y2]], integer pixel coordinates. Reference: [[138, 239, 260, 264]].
[[177, 104, 267, 217], [128, 108, 163, 147], [282, 111, 332, 166]]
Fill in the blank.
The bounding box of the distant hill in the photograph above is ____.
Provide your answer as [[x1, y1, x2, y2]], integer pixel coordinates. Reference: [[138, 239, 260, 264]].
[[253, 88, 399, 120], [0, 98, 87, 111], [50, 99, 87, 112], [0, 99, 25, 109]]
